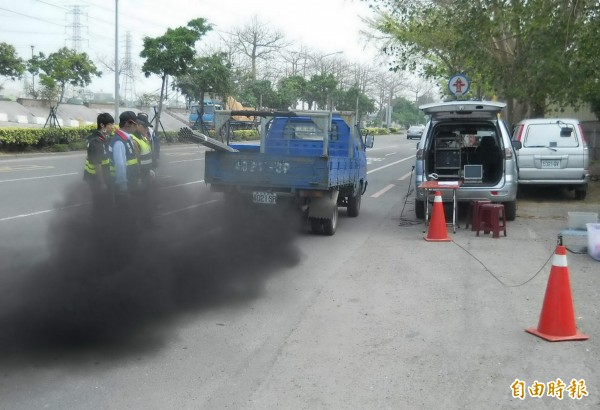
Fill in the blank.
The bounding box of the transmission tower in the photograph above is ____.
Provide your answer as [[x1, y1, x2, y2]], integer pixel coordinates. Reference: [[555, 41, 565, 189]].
[[121, 31, 136, 105], [66, 5, 88, 52]]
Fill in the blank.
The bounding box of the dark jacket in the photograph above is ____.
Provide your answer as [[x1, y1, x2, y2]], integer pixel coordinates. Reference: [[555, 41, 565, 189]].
[[84, 130, 110, 183]]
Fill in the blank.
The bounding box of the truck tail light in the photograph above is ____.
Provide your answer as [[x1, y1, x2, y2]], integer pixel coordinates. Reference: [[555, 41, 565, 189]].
[[416, 148, 424, 160], [504, 148, 513, 159]]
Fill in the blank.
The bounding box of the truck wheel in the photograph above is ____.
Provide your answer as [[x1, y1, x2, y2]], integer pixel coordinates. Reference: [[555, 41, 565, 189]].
[[503, 201, 517, 221], [309, 218, 322, 234], [323, 206, 338, 236], [415, 199, 425, 219], [347, 187, 362, 217]]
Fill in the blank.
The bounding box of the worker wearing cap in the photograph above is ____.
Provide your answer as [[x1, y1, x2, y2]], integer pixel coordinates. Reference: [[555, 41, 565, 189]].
[[108, 111, 140, 204], [137, 112, 160, 168], [132, 114, 154, 177], [83, 113, 114, 210]]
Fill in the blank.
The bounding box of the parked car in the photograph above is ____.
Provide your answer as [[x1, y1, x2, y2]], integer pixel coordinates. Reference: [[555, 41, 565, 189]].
[[414, 101, 520, 220], [407, 124, 425, 140], [512, 118, 589, 199]]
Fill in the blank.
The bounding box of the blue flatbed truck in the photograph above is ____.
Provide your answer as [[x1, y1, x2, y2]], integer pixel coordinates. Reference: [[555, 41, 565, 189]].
[[181, 110, 373, 235]]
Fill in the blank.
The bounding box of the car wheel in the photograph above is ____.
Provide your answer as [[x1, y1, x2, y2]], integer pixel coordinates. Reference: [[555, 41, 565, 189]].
[[415, 199, 425, 219], [574, 188, 587, 200], [503, 201, 517, 221]]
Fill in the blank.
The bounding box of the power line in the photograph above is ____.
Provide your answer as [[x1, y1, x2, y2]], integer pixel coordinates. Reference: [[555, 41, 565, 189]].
[[0, 6, 64, 27]]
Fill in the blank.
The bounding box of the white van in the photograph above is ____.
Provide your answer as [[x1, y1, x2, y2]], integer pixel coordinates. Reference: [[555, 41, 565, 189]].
[[512, 118, 590, 199]]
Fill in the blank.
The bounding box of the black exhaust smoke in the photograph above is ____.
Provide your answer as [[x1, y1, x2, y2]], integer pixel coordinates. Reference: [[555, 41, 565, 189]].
[[0, 182, 302, 363]]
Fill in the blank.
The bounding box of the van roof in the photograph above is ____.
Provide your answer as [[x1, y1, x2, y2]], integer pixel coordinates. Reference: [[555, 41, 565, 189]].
[[420, 101, 505, 120], [516, 118, 580, 125]]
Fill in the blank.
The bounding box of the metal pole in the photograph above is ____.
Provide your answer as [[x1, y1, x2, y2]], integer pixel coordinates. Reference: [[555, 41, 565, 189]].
[[114, 0, 119, 120], [30, 45, 35, 97]]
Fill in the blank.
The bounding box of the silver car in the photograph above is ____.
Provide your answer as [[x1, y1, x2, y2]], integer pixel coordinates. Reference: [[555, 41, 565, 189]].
[[414, 101, 520, 220], [406, 124, 425, 140], [512, 118, 589, 200]]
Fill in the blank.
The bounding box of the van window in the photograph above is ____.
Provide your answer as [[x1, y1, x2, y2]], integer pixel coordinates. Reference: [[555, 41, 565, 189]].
[[523, 124, 579, 147]]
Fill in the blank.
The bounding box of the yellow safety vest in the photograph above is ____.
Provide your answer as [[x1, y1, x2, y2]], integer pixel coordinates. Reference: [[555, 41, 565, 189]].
[[132, 135, 153, 169]]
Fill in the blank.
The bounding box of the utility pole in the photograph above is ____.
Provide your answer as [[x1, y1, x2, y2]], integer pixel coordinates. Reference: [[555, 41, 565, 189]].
[[114, 0, 119, 120], [30, 45, 35, 97]]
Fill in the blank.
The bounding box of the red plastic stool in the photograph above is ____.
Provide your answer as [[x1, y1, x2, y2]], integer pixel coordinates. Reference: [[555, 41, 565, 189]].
[[465, 199, 492, 231], [476, 203, 507, 238]]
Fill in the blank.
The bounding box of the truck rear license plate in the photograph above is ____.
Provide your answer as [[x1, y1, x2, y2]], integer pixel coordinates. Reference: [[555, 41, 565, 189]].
[[253, 191, 277, 204], [541, 160, 560, 168]]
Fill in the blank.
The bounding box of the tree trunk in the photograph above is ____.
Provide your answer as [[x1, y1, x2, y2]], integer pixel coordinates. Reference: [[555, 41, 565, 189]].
[[155, 74, 166, 130], [530, 101, 545, 118]]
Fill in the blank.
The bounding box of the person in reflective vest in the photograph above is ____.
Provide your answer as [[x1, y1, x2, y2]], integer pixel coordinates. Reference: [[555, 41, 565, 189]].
[[137, 112, 160, 168], [132, 115, 154, 178], [108, 111, 140, 204], [133, 113, 159, 225], [84, 113, 114, 210]]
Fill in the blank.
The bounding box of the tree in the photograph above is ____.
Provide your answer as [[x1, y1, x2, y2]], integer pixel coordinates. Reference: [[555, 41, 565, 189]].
[[276, 75, 306, 110], [0, 42, 25, 90], [141, 18, 212, 129], [238, 79, 277, 109], [335, 86, 375, 119], [229, 16, 289, 80], [365, 0, 599, 123], [36, 47, 100, 107], [391, 97, 425, 128], [174, 52, 232, 116], [305, 74, 338, 110], [26, 51, 45, 99]]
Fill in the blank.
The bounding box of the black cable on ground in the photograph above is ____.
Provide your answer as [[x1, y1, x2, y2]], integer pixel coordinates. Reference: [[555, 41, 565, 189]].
[[398, 166, 421, 227], [452, 240, 554, 288]]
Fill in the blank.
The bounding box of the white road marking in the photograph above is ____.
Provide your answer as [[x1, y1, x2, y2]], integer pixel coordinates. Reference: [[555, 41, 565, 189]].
[[160, 199, 219, 216], [385, 152, 397, 156], [367, 155, 415, 174], [0, 164, 54, 172], [0, 179, 208, 221], [0, 172, 79, 183], [398, 171, 413, 181], [159, 180, 204, 189], [371, 184, 396, 198], [169, 158, 204, 164], [0, 203, 87, 222]]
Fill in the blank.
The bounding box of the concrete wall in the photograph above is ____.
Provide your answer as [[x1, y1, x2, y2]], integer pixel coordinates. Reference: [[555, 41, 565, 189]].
[[0, 100, 187, 131]]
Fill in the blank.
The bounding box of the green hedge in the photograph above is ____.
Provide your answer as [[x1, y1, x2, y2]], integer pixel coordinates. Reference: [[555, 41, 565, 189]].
[[0, 125, 261, 152], [363, 127, 391, 135], [0, 126, 95, 150]]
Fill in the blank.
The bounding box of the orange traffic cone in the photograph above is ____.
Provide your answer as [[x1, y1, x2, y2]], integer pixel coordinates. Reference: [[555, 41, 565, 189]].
[[525, 245, 588, 342], [424, 191, 451, 242]]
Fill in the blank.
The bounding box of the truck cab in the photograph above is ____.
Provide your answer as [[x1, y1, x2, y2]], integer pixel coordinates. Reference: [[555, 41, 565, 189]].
[[189, 100, 223, 130]]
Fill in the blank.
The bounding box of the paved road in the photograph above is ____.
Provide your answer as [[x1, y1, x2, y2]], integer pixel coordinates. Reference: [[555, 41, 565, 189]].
[[0, 136, 598, 409]]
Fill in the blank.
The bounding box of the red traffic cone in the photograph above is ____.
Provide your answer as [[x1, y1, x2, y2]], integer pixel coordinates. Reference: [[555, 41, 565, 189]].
[[425, 191, 451, 242], [525, 245, 588, 342]]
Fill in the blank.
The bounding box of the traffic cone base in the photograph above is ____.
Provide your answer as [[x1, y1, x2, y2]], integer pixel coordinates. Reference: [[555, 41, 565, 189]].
[[425, 191, 451, 242], [525, 327, 588, 342], [525, 245, 589, 342]]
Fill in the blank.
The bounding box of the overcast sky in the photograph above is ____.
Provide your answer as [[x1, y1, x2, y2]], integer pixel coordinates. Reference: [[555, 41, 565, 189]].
[[1, 0, 384, 97]]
